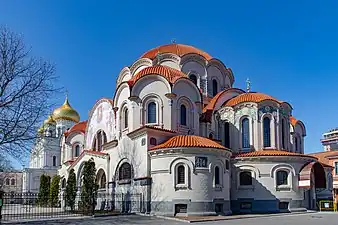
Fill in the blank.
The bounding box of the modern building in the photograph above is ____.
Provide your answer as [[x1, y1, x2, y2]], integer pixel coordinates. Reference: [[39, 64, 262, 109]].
[[22, 97, 80, 193], [321, 128, 338, 152], [57, 43, 332, 216]]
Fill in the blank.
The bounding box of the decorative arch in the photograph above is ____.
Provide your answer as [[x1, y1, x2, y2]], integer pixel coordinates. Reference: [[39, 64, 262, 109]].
[[177, 96, 194, 127], [113, 82, 130, 108], [169, 157, 195, 174], [173, 78, 203, 103], [116, 67, 131, 86], [96, 168, 107, 189], [207, 58, 234, 86], [131, 75, 172, 97], [208, 159, 226, 174], [129, 58, 152, 75], [142, 93, 164, 125], [76, 161, 86, 186], [270, 164, 296, 178], [237, 165, 261, 178], [299, 161, 326, 189], [114, 158, 134, 181]]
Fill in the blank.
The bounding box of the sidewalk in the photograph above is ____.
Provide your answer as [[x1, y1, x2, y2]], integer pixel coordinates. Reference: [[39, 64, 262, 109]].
[[156, 211, 319, 223]]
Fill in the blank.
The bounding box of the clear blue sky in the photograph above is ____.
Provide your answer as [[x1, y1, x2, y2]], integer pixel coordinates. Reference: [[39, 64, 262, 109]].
[[1, 0, 338, 167]]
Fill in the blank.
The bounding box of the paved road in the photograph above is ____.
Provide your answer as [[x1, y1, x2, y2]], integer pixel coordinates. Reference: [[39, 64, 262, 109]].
[[6, 212, 338, 225]]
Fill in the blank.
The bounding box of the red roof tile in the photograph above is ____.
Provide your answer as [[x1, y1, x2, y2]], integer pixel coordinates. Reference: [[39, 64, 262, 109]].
[[223, 92, 282, 107], [64, 120, 87, 136], [128, 125, 177, 136], [141, 43, 212, 60], [149, 135, 229, 151], [128, 65, 187, 87], [233, 149, 317, 159]]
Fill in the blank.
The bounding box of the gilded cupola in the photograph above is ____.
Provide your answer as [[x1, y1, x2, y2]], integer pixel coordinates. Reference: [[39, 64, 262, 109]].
[[43, 115, 56, 126], [52, 96, 80, 123]]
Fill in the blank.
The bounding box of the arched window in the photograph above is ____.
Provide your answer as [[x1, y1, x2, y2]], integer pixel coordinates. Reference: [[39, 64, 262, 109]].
[[209, 133, 213, 139], [119, 162, 132, 180], [177, 165, 185, 184], [147, 102, 157, 123], [212, 79, 218, 96], [215, 166, 220, 185], [11, 179, 15, 186], [99, 173, 106, 189], [241, 118, 250, 148], [240, 171, 252, 186], [224, 122, 230, 148], [75, 145, 80, 157], [57, 127, 62, 137], [124, 108, 129, 128], [281, 119, 286, 149], [263, 117, 271, 147], [189, 74, 197, 85], [180, 105, 187, 126], [5, 178, 9, 185], [53, 156, 57, 167], [93, 130, 107, 152], [150, 137, 157, 145], [97, 132, 102, 151], [295, 137, 299, 152], [276, 170, 288, 186]]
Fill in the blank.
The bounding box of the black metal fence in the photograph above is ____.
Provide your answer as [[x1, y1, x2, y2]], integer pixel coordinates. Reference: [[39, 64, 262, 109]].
[[0, 192, 143, 222]]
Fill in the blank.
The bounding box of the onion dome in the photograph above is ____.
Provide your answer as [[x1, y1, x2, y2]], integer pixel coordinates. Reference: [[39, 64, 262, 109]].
[[43, 115, 56, 125], [52, 96, 80, 123], [37, 125, 44, 133], [141, 43, 212, 60]]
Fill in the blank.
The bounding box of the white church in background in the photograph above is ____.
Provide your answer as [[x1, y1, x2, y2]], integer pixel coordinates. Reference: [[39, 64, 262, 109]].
[[22, 97, 80, 193]]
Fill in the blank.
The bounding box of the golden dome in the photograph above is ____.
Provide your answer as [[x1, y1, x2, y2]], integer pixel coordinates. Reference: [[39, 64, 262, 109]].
[[38, 125, 44, 133], [52, 96, 80, 123], [43, 115, 56, 125]]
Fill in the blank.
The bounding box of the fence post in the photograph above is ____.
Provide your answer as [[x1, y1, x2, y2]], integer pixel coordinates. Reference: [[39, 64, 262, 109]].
[[0, 190, 3, 224]]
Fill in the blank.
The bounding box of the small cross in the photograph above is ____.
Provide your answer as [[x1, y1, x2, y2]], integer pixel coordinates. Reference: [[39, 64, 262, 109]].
[[171, 38, 176, 44], [246, 78, 251, 92]]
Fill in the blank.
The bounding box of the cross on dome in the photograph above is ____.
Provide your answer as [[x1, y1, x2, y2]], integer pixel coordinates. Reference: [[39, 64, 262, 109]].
[[246, 78, 251, 92]]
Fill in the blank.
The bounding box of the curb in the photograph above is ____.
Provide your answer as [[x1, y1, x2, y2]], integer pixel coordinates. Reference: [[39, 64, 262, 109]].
[[150, 211, 319, 223]]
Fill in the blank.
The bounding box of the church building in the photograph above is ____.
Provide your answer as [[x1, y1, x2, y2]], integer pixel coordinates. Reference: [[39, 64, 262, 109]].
[[54, 43, 332, 216], [22, 97, 80, 193]]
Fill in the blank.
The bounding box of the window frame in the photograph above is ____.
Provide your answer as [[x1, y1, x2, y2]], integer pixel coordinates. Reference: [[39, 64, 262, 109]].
[[147, 102, 157, 124], [175, 163, 189, 190], [180, 104, 187, 126], [263, 117, 271, 148], [335, 162, 338, 175], [239, 171, 253, 186], [241, 117, 251, 149], [118, 162, 132, 181], [52, 156, 57, 167], [275, 169, 292, 191], [212, 79, 218, 97]]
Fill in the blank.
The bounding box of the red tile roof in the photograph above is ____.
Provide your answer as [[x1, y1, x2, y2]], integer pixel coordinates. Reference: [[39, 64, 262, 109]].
[[149, 135, 229, 151], [290, 116, 298, 126], [128, 125, 177, 136], [128, 65, 187, 87], [223, 92, 282, 107], [141, 43, 212, 60], [64, 120, 87, 136], [233, 149, 317, 159]]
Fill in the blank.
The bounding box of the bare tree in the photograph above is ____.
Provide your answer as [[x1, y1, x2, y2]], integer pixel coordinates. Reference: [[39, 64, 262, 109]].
[[0, 26, 59, 160]]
